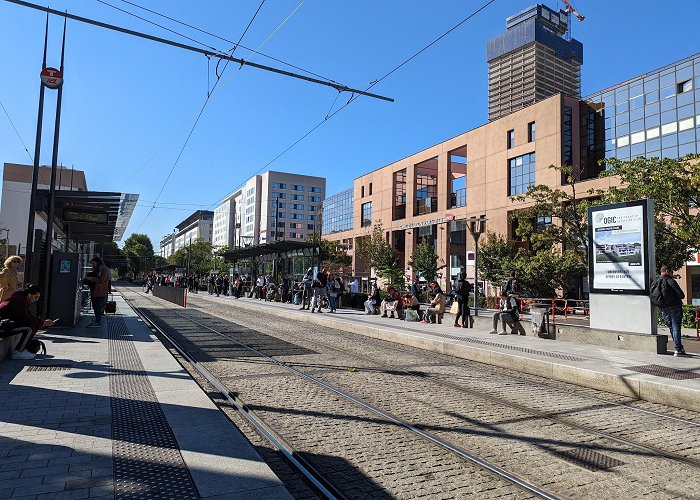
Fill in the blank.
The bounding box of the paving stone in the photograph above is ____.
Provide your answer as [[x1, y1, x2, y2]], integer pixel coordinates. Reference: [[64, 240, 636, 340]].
[[10, 481, 66, 497]]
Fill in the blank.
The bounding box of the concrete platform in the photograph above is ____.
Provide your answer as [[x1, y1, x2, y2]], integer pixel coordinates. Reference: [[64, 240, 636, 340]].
[[193, 293, 700, 414], [0, 292, 291, 500]]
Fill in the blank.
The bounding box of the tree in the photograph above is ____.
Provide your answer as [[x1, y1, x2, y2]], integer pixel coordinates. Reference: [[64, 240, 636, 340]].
[[408, 237, 443, 282], [122, 233, 156, 273], [167, 238, 227, 276], [478, 232, 516, 288], [95, 241, 127, 275], [596, 154, 700, 271], [355, 221, 402, 285], [305, 235, 352, 267]]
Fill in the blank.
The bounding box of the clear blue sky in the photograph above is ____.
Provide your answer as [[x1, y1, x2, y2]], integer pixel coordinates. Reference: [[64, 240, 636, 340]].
[[0, 0, 697, 248]]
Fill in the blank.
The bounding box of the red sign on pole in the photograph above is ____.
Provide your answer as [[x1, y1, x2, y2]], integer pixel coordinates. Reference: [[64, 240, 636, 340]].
[[40, 67, 63, 89]]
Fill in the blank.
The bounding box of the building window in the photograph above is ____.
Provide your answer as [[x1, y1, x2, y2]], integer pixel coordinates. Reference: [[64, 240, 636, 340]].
[[361, 186, 365, 197], [291, 203, 304, 210], [507, 129, 515, 149], [291, 194, 304, 201], [272, 192, 286, 199], [291, 184, 304, 191], [308, 205, 317, 211], [309, 186, 321, 193], [534, 215, 552, 231], [272, 201, 286, 208], [272, 182, 287, 189], [563, 106, 573, 166], [307, 224, 315, 230], [508, 152, 536, 196], [307, 214, 316, 221], [677, 80, 693, 94], [361, 202, 372, 227], [309, 196, 321, 203], [393, 169, 407, 220], [528, 122, 536, 142], [369, 182, 373, 195], [274, 211, 286, 218], [289, 213, 302, 220]]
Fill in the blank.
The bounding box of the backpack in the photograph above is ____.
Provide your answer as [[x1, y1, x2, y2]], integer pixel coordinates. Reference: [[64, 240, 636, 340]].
[[26, 339, 46, 355], [649, 278, 665, 307]]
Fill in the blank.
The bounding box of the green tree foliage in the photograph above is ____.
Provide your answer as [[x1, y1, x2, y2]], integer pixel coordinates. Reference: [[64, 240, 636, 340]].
[[95, 241, 127, 275], [408, 238, 443, 282], [355, 221, 402, 285], [596, 154, 700, 271], [510, 165, 595, 264], [167, 238, 226, 276], [122, 233, 155, 273], [305, 235, 352, 267], [479, 232, 587, 297]]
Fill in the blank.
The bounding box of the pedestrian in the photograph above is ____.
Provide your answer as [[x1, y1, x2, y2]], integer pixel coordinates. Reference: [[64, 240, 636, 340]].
[[651, 266, 688, 356], [350, 276, 359, 294], [215, 274, 223, 297], [84, 256, 110, 328], [0, 284, 54, 359], [364, 285, 380, 314], [0, 256, 22, 303], [256, 274, 265, 300], [505, 271, 518, 294], [422, 281, 446, 324], [453, 270, 474, 328], [489, 290, 520, 335], [299, 268, 313, 310], [223, 275, 230, 296], [310, 268, 328, 313], [409, 278, 420, 300], [327, 272, 339, 313]]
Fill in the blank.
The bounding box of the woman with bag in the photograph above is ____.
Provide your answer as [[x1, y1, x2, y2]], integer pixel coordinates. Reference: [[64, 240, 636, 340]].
[[453, 271, 474, 328], [0, 256, 22, 303], [84, 257, 110, 327]]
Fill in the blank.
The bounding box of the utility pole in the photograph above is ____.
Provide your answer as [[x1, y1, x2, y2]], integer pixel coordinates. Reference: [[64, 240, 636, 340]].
[[467, 215, 488, 316]]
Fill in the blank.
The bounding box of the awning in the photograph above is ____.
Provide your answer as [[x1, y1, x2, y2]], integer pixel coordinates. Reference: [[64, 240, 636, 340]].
[[222, 241, 319, 261], [35, 190, 139, 243]]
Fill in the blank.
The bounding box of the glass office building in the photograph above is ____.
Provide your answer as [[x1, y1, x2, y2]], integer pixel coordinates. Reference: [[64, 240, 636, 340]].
[[322, 188, 354, 235], [585, 53, 700, 162]]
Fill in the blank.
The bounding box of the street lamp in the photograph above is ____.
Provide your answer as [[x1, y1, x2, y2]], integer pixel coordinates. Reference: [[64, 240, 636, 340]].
[[467, 215, 488, 316]]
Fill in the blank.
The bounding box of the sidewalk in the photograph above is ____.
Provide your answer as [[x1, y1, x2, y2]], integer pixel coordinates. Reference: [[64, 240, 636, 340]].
[[0, 292, 291, 500], [195, 293, 700, 413]]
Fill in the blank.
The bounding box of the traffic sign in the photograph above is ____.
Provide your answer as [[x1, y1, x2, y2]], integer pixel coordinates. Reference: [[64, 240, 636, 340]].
[[40, 67, 63, 89]]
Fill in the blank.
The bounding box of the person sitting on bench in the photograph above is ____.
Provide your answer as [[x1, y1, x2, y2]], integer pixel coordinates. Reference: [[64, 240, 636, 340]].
[[422, 281, 446, 324], [490, 290, 524, 335], [0, 284, 54, 360], [380, 286, 402, 318]]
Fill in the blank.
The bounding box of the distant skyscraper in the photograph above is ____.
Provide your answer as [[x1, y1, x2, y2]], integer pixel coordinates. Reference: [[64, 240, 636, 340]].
[[486, 4, 583, 121]]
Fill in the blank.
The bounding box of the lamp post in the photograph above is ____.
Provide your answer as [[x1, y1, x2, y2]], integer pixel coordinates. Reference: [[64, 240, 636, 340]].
[[467, 215, 488, 316]]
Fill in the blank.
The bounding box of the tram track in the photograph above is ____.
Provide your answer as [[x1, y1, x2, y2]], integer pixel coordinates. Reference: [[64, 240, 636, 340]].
[[121, 289, 557, 499], [122, 288, 700, 498]]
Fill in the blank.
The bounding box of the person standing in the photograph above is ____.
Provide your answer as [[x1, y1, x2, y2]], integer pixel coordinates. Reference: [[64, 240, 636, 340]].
[[85, 256, 110, 328], [255, 274, 265, 300], [652, 266, 688, 356], [299, 268, 313, 310], [326, 272, 339, 313], [0, 256, 22, 303], [453, 270, 473, 328], [310, 268, 328, 313]]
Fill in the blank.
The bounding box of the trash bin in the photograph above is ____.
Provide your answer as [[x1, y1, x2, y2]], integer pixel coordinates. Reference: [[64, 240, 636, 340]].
[[530, 303, 550, 337]]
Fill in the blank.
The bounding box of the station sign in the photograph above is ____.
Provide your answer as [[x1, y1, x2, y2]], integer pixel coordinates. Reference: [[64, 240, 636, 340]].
[[40, 67, 63, 89]]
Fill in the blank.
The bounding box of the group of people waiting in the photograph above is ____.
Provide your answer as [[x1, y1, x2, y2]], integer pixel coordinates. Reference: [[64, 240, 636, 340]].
[[297, 267, 345, 313]]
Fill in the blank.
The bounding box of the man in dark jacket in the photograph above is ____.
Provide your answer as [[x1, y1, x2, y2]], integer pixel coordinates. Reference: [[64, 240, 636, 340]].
[[310, 268, 328, 313], [652, 266, 687, 356], [0, 285, 54, 359], [85, 257, 110, 328], [453, 271, 473, 328]]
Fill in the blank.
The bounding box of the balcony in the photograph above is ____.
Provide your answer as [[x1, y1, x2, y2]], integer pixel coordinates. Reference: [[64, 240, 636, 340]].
[[450, 188, 466, 208]]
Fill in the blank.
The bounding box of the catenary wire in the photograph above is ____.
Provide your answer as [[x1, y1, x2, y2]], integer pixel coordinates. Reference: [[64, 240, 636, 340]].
[[133, 0, 267, 233], [0, 98, 33, 163], [114, 0, 336, 83], [206, 0, 499, 210]]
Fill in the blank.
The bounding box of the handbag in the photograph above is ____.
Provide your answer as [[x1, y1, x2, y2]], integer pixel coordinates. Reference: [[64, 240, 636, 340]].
[[405, 309, 420, 322], [105, 294, 117, 314], [449, 302, 460, 315]]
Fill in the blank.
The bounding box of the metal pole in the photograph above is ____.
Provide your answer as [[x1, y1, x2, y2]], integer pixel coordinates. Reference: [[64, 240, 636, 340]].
[[473, 233, 480, 316], [41, 15, 66, 317], [25, 12, 49, 282]]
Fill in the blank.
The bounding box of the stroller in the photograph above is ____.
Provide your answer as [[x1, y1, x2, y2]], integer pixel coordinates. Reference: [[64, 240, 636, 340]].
[[265, 283, 277, 302]]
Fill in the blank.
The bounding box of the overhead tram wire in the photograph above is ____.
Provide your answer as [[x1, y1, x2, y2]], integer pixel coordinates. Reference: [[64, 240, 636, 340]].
[[133, 0, 268, 233], [3, 1, 392, 102], [206, 0, 499, 211], [113, 0, 337, 84], [0, 97, 51, 185]]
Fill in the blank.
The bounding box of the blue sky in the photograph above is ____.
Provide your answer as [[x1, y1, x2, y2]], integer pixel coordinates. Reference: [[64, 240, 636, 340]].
[[0, 0, 697, 248]]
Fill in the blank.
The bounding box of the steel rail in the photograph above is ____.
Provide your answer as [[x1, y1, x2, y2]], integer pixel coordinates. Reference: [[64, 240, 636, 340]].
[[127, 289, 560, 500], [4, 0, 394, 102], [120, 293, 345, 500]]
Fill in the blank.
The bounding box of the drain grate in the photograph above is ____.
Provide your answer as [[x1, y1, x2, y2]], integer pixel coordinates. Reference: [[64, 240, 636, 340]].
[[554, 448, 625, 472], [108, 317, 199, 499], [26, 363, 74, 371], [624, 364, 700, 380], [423, 331, 587, 362]]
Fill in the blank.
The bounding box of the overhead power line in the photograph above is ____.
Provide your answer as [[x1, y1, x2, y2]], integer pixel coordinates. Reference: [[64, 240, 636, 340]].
[[4, 0, 393, 102], [0, 98, 34, 163], [207, 0, 499, 210]]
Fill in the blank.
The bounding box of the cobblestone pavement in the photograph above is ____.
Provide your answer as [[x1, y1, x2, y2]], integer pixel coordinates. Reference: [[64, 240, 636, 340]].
[[125, 288, 700, 499]]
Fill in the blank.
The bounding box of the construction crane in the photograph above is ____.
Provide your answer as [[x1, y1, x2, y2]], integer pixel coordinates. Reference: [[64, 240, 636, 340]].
[[561, 0, 585, 40]]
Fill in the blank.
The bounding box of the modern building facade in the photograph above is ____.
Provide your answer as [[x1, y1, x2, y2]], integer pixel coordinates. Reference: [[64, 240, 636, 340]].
[[212, 191, 240, 249], [324, 3, 699, 304], [487, 4, 583, 121], [0, 163, 88, 254], [322, 188, 354, 236], [159, 210, 214, 257]]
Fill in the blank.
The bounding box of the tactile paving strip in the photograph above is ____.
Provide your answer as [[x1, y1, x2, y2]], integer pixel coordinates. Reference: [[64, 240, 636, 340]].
[[624, 364, 700, 380], [418, 330, 587, 361], [26, 363, 74, 371], [554, 448, 625, 472], [108, 315, 199, 499]]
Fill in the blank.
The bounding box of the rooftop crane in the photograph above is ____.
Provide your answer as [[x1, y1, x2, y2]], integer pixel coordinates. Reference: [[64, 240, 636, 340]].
[[561, 0, 585, 40]]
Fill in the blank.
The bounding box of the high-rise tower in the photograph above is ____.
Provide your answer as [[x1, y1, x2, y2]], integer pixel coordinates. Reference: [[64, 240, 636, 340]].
[[486, 4, 583, 121]]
